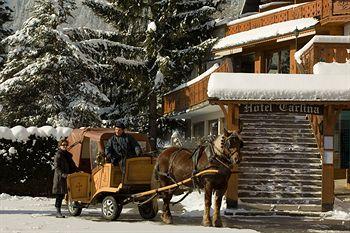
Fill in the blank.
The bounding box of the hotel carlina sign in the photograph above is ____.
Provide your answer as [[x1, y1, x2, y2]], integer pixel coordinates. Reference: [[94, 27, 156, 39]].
[[240, 104, 324, 115]]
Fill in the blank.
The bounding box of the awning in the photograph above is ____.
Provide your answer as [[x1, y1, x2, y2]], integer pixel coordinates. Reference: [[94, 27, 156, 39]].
[[207, 73, 350, 103], [213, 18, 318, 52]]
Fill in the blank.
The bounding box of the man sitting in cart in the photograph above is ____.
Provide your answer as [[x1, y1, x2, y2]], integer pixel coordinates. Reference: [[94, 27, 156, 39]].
[[105, 121, 142, 171]]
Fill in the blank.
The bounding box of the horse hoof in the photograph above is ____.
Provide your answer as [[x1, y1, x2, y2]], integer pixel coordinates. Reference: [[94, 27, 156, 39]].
[[161, 213, 173, 224], [202, 220, 212, 227], [212, 220, 223, 227]]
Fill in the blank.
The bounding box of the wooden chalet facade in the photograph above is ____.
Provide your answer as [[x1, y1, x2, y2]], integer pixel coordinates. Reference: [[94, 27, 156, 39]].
[[163, 0, 350, 212]]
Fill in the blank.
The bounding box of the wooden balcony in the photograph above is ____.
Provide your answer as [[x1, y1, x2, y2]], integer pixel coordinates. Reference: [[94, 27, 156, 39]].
[[299, 40, 350, 74], [227, 0, 350, 36], [163, 63, 230, 115]]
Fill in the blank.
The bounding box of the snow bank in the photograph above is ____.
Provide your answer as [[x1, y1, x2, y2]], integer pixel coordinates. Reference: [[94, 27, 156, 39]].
[[0, 126, 72, 142], [214, 18, 318, 51], [313, 62, 350, 75], [295, 35, 350, 64], [208, 73, 350, 101]]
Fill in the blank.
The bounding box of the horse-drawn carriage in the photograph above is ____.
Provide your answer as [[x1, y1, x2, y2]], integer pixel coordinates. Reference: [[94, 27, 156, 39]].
[[66, 128, 243, 227], [66, 128, 158, 220]]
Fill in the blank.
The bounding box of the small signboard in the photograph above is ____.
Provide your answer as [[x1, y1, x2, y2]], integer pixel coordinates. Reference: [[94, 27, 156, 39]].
[[239, 103, 324, 115]]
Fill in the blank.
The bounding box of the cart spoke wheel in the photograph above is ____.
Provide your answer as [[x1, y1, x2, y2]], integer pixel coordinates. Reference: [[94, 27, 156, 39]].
[[101, 196, 122, 221], [67, 199, 82, 216]]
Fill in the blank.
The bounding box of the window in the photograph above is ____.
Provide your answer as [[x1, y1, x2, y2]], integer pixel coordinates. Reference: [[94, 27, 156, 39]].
[[266, 49, 290, 74], [208, 119, 218, 136], [90, 140, 99, 170], [193, 122, 204, 138], [335, 111, 350, 169], [241, 53, 255, 73]]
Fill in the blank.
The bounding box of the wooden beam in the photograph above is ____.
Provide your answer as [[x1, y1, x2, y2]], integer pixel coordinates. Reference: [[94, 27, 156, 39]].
[[321, 105, 339, 211], [254, 51, 265, 73], [290, 42, 298, 74], [225, 104, 240, 209]]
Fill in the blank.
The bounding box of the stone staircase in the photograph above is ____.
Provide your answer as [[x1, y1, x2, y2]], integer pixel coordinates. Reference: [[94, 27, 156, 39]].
[[238, 113, 322, 212]]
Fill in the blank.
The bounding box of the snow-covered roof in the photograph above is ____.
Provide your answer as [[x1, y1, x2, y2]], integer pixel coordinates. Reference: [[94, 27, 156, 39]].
[[213, 18, 318, 51], [295, 35, 350, 64], [259, 1, 290, 10], [228, 3, 307, 26], [207, 73, 350, 102], [165, 63, 219, 95], [313, 62, 350, 75]]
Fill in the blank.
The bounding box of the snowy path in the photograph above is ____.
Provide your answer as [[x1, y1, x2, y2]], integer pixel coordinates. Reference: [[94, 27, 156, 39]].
[[0, 194, 258, 233]]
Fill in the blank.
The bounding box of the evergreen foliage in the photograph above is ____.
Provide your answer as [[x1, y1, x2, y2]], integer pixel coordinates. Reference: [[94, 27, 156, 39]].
[[0, 0, 13, 68], [0, 0, 109, 127], [83, 0, 223, 146], [0, 136, 57, 196]]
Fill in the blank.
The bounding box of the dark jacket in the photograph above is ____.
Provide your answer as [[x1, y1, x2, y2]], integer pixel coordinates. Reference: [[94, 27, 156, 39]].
[[105, 133, 142, 167], [52, 149, 78, 194]]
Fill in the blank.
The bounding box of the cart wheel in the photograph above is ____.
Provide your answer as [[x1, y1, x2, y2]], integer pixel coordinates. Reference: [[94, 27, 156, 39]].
[[102, 196, 122, 221], [138, 199, 158, 220], [67, 200, 82, 216]]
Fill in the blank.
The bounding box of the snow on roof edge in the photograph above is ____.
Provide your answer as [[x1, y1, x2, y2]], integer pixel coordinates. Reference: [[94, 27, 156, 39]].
[[213, 18, 318, 51], [165, 63, 219, 95], [207, 72, 350, 101], [295, 35, 350, 64]]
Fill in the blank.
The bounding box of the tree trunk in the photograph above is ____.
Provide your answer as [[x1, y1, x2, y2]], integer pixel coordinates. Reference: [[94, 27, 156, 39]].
[[148, 92, 157, 150]]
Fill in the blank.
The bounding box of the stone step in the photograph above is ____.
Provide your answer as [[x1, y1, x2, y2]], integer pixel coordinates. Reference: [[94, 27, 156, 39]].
[[242, 151, 320, 158], [239, 178, 322, 186], [238, 197, 321, 205], [238, 167, 322, 175], [242, 156, 321, 164], [242, 125, 312, 132], [243, 141, 318, 148], [238, 190, 321, 198], [242, 146, 319, 153], [241, 118, 309, 124], [238, 184, 321, 193], [239, 172, 322, 180], [241, 131, 314, 137], [241, 136, 316, 143], [242, 122, 311, 128], [240, 162, 321, 169]]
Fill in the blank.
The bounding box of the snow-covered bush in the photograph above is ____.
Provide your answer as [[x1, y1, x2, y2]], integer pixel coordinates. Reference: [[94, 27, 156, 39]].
[[0, 126, 72, 196]]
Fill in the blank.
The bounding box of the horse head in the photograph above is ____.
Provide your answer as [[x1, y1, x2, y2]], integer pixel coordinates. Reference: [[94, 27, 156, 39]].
[[214, 128, 243, 166]]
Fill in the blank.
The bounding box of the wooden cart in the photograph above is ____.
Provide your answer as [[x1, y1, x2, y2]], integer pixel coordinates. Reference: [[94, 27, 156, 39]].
[[66, 128, 158, 220]]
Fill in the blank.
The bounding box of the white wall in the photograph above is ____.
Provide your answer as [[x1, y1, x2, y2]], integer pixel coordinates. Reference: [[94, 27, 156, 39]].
[[345, 23, 350, 36], [191, 111, 224, 137]]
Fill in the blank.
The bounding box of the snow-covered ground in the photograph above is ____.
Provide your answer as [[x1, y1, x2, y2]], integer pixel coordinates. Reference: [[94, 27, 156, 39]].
[[0, 192, 259, 233]]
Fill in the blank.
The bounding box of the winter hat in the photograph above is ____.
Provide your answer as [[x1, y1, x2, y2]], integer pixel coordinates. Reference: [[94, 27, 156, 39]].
[[114, 121, 126, 129]]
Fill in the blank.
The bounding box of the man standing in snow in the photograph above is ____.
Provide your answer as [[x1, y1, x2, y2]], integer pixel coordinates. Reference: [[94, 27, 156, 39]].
[[105, 122, 142, 171], [52, 139, 78, 218]]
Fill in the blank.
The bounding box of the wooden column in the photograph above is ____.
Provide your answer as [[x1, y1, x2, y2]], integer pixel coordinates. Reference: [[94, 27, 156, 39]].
[[225, 104, 240, 208], [254, 51, 265, 73], [322, 105, 338, 211], [347, 169, 350, 189], [290, 42, 298, 74]]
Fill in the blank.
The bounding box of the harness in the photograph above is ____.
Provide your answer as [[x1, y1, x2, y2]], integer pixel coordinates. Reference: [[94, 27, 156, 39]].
[[155, 135, 238, 193]]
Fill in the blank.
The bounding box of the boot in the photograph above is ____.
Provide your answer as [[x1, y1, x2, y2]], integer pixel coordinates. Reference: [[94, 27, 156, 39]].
[[56, 207, 65, 218]]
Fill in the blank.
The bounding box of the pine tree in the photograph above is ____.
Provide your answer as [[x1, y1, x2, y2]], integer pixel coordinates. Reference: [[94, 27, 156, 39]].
[[0, 0, 108, 127], [0, 0, 13, 68], [84, 0, 222, 148]]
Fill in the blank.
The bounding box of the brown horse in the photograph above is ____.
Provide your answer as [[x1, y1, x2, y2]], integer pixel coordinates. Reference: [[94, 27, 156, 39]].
[[151, 129, 243, 227]]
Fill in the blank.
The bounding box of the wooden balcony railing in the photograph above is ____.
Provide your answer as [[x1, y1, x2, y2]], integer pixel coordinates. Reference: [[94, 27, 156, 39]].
[[227, 0, 350, 36], [299, 41, 350, 74], [163, 63, 230, 115]]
